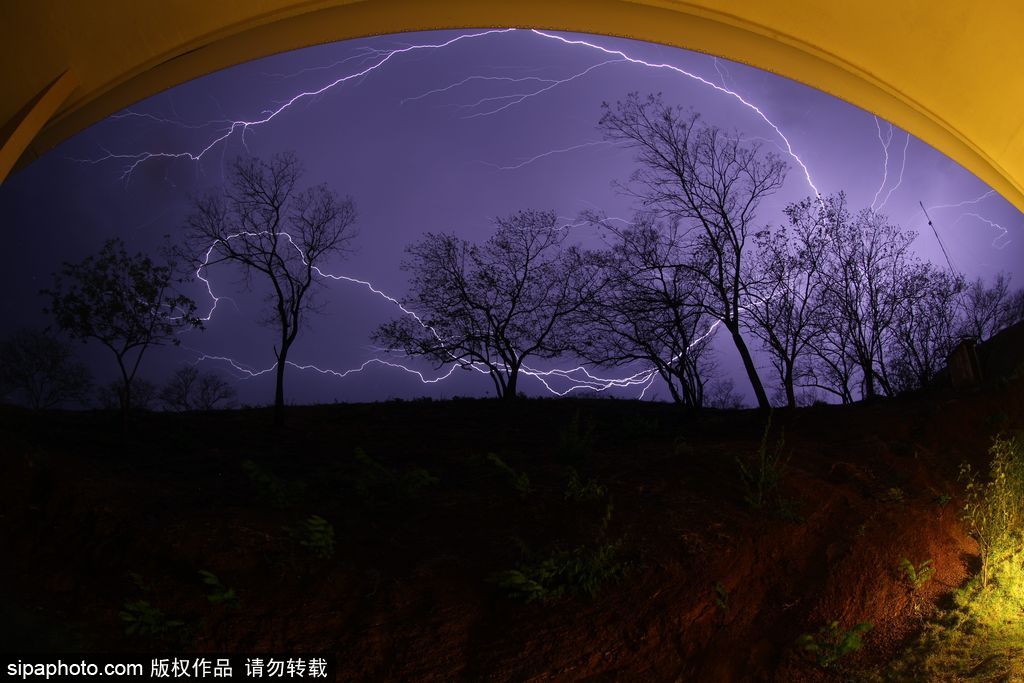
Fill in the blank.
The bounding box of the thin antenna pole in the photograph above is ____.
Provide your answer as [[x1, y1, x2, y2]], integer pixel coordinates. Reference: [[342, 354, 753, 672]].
[[920, 201, 961, 279]]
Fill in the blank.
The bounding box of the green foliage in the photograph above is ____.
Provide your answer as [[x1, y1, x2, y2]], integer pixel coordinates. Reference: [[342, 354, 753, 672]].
[[241, 459, 303, 509], [796, 620, 872, 669], [291, 515, 336, 559], [119, 600, 185, 637], [491, 541, 627, 603], [481, 452, 532, 496], [352, 448, 439, 501], [899, 557, 934, 592], [879, 435, 1024, 680], [557, 410, 594, 464], [958, 433, 1024, 587], [564, 467, 606, 502], [198, 570, 239, 608], [735, 413, 789, 511]]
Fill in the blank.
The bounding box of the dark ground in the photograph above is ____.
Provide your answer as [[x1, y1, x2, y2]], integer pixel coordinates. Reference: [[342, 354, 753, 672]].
[[2, 373, 1022, 681]]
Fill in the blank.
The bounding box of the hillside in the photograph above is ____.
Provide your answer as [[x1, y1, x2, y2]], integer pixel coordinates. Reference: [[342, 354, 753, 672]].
[[2, 374, 1023, 680]]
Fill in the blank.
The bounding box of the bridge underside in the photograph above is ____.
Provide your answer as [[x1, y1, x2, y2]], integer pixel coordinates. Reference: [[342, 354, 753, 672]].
[[2, 0, 1022, 212]]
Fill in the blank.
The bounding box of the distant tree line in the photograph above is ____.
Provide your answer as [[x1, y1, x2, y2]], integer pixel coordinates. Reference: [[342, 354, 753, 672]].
[[5, 95, 1021, 417]]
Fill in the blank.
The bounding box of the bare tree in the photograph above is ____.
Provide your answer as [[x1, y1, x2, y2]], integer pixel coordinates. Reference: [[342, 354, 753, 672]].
[[0, 329, 92, 409], [888, 264, 965, 392], [960, 272, 1023, 341], [187, 153, 357, 424], [43, 238, 201, 422], [159, 365, 237, 411], [599, 93, 787, 409], [745, 196, 831, 408], [97, 378, 158, 411], [816, 197, 917, 399], [373, 210, 599, 400], [574, 213, 716, 408]]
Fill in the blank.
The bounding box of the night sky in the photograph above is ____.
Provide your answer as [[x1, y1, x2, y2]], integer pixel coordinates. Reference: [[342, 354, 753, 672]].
[[2, 29, 1022, 406]]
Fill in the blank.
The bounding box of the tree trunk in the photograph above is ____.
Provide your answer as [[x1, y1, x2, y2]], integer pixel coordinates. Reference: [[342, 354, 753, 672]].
[[784, 362, 796, 409], [502, 369, 519, 400], [274, 342, 289, 426], [729, 325, 770, 410]]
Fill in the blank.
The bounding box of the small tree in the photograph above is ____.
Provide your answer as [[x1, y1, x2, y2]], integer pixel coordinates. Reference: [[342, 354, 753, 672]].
[[0, 329, 92, 409], [43, 239, 201, 421], [187, 153, 357, 425], [960, 272, 1024, 341], [575, 213, 716, 408], [374, 210, 599, 400], [159, 366, 237, 411]]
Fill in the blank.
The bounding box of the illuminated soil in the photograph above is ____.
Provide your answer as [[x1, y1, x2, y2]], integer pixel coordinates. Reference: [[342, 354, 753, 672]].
[[1, 378, 1022, 681]]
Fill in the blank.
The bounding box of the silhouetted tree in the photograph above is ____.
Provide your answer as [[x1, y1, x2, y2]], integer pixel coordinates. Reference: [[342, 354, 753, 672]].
[[43, 238, 201, 421], [0, 329, 92, 409], [888, 265, 965, 392], [815, 197, 917, 399], [187, 153, 357, 425], [159, 365, 237, 411], [599, 93, 787, 409], [745, 196, 832, 408], [575, 213, 716, 407], [97, 378, 158, 411], [960, 272, 1024, 341], [374, 210, 600, 400]]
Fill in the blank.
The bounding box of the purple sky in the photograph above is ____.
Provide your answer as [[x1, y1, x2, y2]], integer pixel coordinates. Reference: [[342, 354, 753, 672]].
[[1, 29, 1021, 406]]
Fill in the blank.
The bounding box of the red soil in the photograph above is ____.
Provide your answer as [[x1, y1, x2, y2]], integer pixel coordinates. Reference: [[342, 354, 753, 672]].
[[1, 378, 1021, 681]]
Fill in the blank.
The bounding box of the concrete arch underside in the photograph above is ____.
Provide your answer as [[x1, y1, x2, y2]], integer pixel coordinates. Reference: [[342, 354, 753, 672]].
[[2, 0, 1023, 213]]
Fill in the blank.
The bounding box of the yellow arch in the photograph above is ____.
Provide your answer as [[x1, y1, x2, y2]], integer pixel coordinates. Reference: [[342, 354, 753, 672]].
[[3, 1, 1023, 213]]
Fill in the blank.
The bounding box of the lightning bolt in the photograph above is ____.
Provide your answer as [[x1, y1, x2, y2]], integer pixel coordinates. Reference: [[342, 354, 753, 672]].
[[877, 131, 909, 210], [870, 116, 893, 210], [78, 29, 518, 181], [86, 29, 845, 399], [481, 140, 614, 170], [923, 190, 1013, 249]]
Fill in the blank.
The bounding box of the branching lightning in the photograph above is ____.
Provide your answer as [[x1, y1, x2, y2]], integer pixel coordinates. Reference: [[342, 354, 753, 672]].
[[83, 27, 1014, 402]]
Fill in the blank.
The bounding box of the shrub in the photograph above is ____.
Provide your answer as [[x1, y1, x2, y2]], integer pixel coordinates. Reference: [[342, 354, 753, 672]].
[[241, 459, 303, 509], [899, 558, 934, 592], [958, 433, 1024, 587], [291, 515, 336, 559], [491, 541, 626, 603], [796, 620, 872, 669], [351, 448, 439, 501], [198, 570, 239, 608], [120, 600, 185, 637], [481, 453, 532, 497], [564, 468, 606, 502], [736, 412, 789, 510]]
